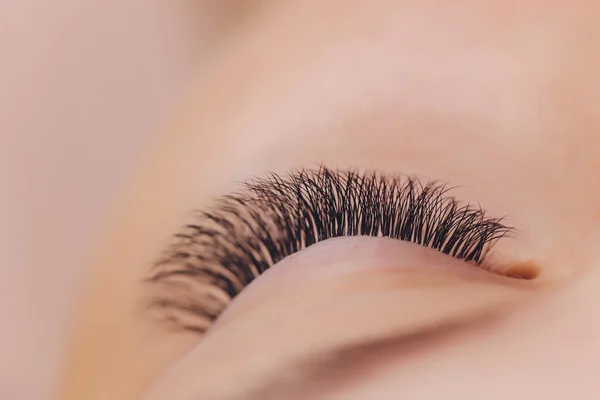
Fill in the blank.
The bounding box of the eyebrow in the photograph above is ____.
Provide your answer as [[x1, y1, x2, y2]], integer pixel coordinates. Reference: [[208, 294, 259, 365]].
[[243, 309, 502, 400]]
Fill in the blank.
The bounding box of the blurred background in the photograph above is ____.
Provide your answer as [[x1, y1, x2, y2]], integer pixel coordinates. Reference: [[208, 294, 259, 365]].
[[0, 1, 224, 398]]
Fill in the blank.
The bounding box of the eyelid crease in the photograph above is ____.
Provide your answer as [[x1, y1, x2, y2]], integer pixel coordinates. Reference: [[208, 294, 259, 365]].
[[246, 308, 504, 400], [144, 166, 515, 333], [145, 271, 532, 400]]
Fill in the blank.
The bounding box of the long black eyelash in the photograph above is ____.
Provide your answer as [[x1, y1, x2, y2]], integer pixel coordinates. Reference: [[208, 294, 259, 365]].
[[145, 167, 512, 333]]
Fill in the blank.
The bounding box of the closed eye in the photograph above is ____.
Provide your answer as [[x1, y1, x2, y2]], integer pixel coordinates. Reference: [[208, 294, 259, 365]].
[[144, 166, 515, 333]]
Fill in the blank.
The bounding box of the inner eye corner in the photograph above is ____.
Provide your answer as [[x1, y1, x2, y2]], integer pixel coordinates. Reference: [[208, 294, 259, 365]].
[[492, 261, 542, 281]]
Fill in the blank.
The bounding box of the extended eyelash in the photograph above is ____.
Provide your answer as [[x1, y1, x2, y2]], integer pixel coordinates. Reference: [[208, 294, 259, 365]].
[[145, 167, 512, 333]]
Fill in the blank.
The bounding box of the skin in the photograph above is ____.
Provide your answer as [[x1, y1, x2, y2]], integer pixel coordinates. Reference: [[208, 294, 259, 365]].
[[60, 1, 600, 399]]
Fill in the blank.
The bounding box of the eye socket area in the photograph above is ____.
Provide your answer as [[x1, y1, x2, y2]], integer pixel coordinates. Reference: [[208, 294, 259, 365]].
[[144, 236, 539, 400]]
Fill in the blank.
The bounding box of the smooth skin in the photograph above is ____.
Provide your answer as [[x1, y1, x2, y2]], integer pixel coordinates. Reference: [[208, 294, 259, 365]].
[[61, 1, 600, 399]]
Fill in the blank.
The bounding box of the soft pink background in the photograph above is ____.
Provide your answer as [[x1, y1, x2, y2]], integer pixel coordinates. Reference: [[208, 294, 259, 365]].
[[0, 1, 209, 397]]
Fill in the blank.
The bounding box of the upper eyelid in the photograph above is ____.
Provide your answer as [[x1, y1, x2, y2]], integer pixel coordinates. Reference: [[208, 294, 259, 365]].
[[144, 167, 514, 333]]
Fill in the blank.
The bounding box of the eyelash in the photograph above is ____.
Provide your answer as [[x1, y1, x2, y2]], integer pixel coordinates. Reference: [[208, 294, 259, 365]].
[[145, 167, 512, 333]]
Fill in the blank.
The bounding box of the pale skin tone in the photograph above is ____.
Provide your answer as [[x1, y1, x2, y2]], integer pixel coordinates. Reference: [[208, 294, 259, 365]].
[[61, 1, 600, 399]]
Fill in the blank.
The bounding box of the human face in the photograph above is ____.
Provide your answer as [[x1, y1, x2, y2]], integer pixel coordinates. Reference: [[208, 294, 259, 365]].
[[62, 1, 600, 399]]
